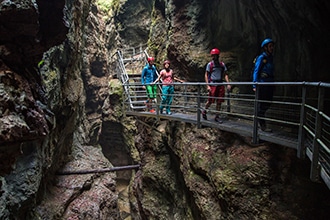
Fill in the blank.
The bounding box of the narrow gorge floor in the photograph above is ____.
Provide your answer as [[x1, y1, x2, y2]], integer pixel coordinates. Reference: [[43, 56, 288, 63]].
[[117, 179, 131, 220]]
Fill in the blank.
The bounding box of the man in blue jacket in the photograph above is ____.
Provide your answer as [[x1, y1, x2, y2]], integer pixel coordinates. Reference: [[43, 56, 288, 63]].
[[252, 38, 275, 132], [141, 57, 158, 112]]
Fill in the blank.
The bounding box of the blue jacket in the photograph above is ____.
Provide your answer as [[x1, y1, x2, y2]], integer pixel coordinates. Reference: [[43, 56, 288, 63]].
[[253, 52, 274, 88], [141, 64, 157, 85]]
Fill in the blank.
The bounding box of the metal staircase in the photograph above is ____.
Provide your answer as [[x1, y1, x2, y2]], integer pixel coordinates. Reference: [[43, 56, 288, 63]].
[[113, 47, 148, 110], [113, 46, 160, 111]]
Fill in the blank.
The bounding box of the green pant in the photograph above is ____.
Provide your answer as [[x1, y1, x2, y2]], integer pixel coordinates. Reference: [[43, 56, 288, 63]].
[[146, 84, 157, 99]]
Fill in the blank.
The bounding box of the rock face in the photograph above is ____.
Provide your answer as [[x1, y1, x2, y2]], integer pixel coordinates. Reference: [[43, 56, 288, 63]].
[[147, 0, 330, 83], [1, 0, 119, 219], [130, 120, 330, 219], [1, 0, 330, 219], [0, 0, 68, 144]]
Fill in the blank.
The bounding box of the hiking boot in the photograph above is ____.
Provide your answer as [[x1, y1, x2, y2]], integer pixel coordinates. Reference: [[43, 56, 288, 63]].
[[260, 124, 272, 132], [202, 110, 207, 120], [149, 109, 156, 113], [214, 116, 223, 124]]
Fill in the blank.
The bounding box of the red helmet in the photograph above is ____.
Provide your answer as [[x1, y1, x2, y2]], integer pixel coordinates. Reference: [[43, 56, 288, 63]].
[[163, 60, 170, 65], [147, 57, 155, 62], [210, 48, 220, 55]]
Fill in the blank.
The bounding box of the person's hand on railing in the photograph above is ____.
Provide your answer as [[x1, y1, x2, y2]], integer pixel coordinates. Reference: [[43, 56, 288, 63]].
[[226, 84, 231, 91]]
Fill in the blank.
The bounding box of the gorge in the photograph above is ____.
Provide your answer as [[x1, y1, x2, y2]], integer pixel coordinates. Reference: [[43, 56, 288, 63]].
[[1, 0, 330, 219]]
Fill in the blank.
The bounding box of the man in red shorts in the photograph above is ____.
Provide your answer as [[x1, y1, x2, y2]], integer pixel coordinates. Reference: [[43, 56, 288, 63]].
[[202, 48, 231, 123]]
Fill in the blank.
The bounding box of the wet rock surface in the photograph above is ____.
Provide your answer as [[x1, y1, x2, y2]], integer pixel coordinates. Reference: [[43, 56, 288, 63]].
[[131, 120, 330, 219], [35, 145, 119, 219]]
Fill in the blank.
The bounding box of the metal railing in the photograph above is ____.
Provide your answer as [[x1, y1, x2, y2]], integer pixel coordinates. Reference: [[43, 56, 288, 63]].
[[121, 81, 330, 189], [113, 47, 330, 189]]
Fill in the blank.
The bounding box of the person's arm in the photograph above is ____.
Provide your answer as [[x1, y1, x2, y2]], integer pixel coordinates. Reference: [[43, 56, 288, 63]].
[[174, 76, 184, 83], [224, 73, 231, 91], [205, 71, 211, 91], [252, 55, 264, 91], [171, 70, 184, 83], [204, 62, 211, 90], [141, 68, 146, 89], [153, 70, 162, 84]]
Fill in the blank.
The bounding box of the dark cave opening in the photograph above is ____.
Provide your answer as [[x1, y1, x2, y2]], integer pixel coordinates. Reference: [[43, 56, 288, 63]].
[[99, 121, 134, 181]]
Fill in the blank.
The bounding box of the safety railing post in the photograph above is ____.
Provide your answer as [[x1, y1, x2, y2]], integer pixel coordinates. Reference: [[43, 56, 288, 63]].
[[155, 84, 160, 122], [197, 84, 201, 128], [297, 84, 306, 158], [184, 84, 187, 113], [310, 84, 324, 181], [252, 84, 259, 144], [122, 85, 126, 117], [226, 88, 231, 113]]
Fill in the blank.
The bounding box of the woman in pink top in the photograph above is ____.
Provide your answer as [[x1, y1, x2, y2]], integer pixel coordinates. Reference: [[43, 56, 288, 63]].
[[153, 60, 184, 115]]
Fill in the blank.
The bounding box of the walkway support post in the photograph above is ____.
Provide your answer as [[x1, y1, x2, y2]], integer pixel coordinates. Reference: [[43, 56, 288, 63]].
[[252, 84, 259, 144], [226, 88, 231, 113], [197, 84, 201, 128], [184, 84, 188, 113], [310, 84, 324, 181], [297, 83, 306, 158]]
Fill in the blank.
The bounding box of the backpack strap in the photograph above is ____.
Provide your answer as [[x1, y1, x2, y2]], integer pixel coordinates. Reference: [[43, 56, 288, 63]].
[[210, 61, 225, 73], [207, 61, 213, 83], [209, 61, 214, 73]]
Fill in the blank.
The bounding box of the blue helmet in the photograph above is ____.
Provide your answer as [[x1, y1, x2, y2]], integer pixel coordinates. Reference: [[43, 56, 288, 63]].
[[261, 38, 274, 48]]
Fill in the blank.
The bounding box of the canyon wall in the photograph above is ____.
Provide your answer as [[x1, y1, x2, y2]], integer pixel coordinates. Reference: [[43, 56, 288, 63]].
[[1, 0, 330, 219]]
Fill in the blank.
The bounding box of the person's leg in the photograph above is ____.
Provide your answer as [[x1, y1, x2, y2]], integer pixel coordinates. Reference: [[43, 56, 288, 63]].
[[202, 86, 215, 120], [152, 85, 157, 103], [145, 85, 152, 110], [214, 85, 224, 123], [166, 86, 174, 114], [146, 85, 155, 112], [258, 86, 273, 131], [160, 86, 169, 114], [150, 85, 158, 112]]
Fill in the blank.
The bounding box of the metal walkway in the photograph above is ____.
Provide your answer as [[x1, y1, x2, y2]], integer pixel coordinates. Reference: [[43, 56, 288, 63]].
[[112, 47, 330, 190], [126, 111, 298, 149]]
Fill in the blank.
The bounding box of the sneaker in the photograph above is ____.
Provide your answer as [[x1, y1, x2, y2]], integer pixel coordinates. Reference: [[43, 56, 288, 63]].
[[202, 110, 207, 120], [167, 111, 172, 115], [214, 116, 223, 123], [149, 109, 156, 113]]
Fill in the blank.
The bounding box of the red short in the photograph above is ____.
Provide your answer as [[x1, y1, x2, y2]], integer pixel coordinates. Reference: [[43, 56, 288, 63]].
[[208, 85, 225, 104]]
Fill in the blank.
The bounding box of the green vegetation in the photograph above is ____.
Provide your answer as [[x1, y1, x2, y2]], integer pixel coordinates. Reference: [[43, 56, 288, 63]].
[[96, 0, 121, 16], [37, 60, 44, 68]]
